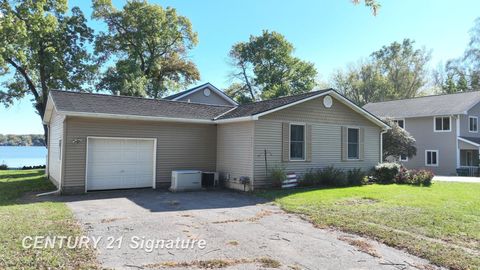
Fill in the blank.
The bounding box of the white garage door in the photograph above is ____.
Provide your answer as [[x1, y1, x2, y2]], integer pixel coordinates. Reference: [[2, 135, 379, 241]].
[[86, 137, 156, 191]]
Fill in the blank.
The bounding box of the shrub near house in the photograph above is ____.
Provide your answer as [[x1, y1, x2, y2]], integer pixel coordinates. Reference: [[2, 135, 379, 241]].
[[277, 163, 433, 188], [375, 162, 433, 186]]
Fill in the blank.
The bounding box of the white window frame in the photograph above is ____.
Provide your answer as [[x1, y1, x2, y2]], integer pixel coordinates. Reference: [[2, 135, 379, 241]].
[[433, 116, 451, 132], [425, 150, 439, 167], [393, 119, 406, 129], [399, 154, 408, 162], [289, 123, 306, 161], [347, 127, 360, 161], [469, 116, 478, 133]]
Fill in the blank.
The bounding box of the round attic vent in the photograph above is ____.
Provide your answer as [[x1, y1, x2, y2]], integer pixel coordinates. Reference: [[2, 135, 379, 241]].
[[203, 88, 211, 96], [323, 95, 333, 108]]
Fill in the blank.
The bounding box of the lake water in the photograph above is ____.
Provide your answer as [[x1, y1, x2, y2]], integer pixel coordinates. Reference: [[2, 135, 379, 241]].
[[0, 146, 47, 168]]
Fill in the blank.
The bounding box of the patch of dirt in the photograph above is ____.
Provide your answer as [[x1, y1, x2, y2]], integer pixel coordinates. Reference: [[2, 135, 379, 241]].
[[227, 240, 239, 246], [144, 257, 281, 269], [212, 209, 275, 224], [17, 191, 59, 204], [338, 236, 381, 258], [336, 197, 379, 206], [361, 221, 480, 256], [100, 217, 125, 223]]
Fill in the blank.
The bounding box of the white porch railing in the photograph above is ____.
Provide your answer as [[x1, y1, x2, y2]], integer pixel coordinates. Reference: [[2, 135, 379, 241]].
[[457, 166, 479, 177]]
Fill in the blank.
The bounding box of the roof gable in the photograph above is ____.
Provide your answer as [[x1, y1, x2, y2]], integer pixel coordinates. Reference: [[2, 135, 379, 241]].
[[164, 83, 238, 106], [215, 89, 389, 129], [363, 91, 480, 118]]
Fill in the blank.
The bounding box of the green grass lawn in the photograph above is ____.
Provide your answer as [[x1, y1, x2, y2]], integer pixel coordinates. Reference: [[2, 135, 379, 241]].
[[0, 170, 98, 269], [259, 183, 480, 270]]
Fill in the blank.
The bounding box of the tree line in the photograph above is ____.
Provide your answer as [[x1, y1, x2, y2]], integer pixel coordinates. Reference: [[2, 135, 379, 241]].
[[0, 0, 478, 143], [0, 134, 45, 146], [333, 19, 480, 106]]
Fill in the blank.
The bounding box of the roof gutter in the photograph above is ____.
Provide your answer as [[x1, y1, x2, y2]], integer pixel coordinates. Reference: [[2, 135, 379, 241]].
[[59, 111, 217, 124], [214, 116, 258, 124]]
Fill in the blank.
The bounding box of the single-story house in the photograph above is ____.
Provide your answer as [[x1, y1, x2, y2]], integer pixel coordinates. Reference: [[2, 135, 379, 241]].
[[43, 83, 389, 194]]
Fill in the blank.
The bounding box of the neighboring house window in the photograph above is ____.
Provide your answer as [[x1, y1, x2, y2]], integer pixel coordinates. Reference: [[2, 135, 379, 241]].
[[59, 140, 62, 160], [434, 116, 451, 132], [347, 128, 360, 160], [290, 124, 305, 160], [393, 119, 405, 129], [425, 150, 438, 166], [469, 116, 478, 132], [400, 154, 408, 161]]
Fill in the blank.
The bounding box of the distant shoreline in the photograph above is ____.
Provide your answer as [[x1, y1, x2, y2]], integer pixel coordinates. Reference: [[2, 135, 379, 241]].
[[0, 134, 45, 146]]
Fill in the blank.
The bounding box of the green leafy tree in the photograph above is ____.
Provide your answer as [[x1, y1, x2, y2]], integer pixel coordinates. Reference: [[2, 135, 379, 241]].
[[437, 17, 480, 93], [383, 120, 417, 161], [332, 60, 390, 106], [353, 0, 381, 15], [0, 0, 97, 144], [372, 39, 431, 99], [228, 30, 317, 103], [93, 0, 200, 98], [333, 39, 430, 106]]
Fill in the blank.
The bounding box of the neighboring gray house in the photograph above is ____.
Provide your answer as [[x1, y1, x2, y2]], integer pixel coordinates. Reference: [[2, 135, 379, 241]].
[[43, 83, 389, 194], [364, 91, 480, 176]]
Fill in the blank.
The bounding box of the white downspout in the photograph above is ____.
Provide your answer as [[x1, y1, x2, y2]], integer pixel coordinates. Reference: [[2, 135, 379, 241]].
[[456, 115, 460, 169], [37, 189, 61, 197], [380, 129, 388, 163]]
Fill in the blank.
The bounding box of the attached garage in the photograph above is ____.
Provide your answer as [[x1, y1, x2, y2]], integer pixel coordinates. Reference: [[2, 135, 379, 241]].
[[86, 137, 156, 191]]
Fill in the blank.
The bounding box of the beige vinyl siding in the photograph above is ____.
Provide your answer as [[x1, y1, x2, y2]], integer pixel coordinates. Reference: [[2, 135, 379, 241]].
[[47, 108, 64, 187], [63, 117, 217, 191], [216, 121, 254, 190], [176, 88, 233, 106], [253, 96, 381, 187]]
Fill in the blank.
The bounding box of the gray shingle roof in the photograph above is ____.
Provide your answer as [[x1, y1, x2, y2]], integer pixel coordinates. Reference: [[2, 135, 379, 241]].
[[460, 137, 480, 145], [50, 90, 233, 120], [216, 89, 332, 119], [49, 88, 385, 127], [363, 91, 480, 118]]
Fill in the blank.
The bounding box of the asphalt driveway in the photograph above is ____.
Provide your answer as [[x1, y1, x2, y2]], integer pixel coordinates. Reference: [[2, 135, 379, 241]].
[[63, 189, 439, 270]]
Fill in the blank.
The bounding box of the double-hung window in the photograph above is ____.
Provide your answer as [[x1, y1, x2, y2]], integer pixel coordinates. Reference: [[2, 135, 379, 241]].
[[469, 116, 478, 132], [393, 119, 405, 129], [425, 150, 438, 166], [347, 128, 360, 160], [290, 124, 305, 160], [434, 116, 451, 132]]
